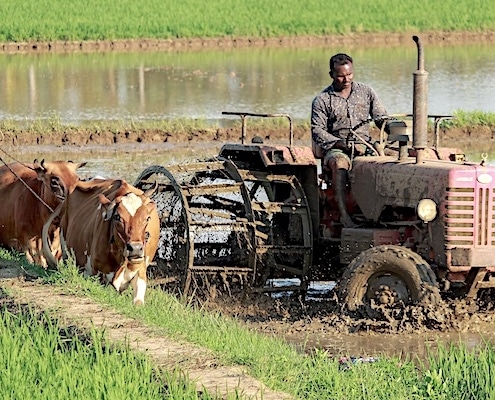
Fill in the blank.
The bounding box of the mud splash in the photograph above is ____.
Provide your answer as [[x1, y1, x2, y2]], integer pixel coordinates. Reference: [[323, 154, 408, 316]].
[[204, 289, 495, 360]]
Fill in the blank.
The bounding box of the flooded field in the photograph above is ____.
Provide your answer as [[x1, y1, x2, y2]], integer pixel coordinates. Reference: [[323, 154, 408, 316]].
[[2, 141, 223, 182], [2, 42, 495, 125]]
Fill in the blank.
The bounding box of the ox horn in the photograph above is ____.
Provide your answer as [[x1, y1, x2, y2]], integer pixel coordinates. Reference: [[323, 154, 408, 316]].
[[42, 202, 64, 269], [143, 180, 158, 198], [36, 159, 47, 172], [33, 158, 47, 175]]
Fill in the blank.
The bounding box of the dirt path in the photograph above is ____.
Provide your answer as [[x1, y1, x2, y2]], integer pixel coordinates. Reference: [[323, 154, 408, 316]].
[[0, 264, 292, 400]]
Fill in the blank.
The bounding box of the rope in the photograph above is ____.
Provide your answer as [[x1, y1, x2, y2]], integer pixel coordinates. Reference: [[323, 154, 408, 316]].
[[0, 147, 36, 170]]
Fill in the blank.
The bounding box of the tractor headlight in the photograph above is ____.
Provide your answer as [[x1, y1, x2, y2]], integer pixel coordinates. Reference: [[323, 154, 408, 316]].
[[477, 173, 492, 184], [417, 198, 437, 223]]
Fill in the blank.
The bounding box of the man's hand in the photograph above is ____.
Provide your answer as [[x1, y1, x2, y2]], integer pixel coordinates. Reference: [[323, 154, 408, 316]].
[[332, 140, 349, 151], [354, 143, 367, 156], [333, 140, 367, 156]]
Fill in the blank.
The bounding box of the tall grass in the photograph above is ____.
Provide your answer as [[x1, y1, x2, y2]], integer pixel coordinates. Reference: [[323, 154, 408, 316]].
[[0, 0, 494, 43], [419, 342, 495, 400], [449, 110, 495, 128], [0, 300, 215, 399]]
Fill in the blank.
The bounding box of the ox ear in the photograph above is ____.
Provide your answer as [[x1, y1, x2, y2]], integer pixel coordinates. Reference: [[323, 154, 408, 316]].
[[99, 193, 116, 221]]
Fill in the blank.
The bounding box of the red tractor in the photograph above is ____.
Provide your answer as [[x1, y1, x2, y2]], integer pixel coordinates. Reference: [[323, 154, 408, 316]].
[[135, 36, 495, 317]]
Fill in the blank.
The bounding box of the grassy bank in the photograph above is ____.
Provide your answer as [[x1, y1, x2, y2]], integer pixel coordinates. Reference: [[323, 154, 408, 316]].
[[1, 0, 494, 43], [0, 110, 494, 138], [3, 250, 495, 400], [444, 110, 495, 128]]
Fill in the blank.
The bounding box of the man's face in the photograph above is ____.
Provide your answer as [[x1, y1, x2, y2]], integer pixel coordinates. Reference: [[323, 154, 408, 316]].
[[330, 63, 353, 91]]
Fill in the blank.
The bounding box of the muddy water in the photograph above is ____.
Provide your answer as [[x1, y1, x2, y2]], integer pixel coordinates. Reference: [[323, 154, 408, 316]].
[[3, 142, 223, 182], [289, 329, 493, 361], [269, 279, 495, 360], [9, 142, 495, 361]]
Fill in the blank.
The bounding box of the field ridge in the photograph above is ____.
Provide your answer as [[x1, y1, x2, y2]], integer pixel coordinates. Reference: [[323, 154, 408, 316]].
[[1, 30, 495, 54]]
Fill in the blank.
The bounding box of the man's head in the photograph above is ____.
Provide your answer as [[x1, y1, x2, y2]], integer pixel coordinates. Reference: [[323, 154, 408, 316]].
[[329, 53, 354, 91]]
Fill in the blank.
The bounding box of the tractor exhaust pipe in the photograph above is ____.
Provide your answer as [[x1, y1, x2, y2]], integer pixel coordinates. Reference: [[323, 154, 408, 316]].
[[412, 35, 428, 163]]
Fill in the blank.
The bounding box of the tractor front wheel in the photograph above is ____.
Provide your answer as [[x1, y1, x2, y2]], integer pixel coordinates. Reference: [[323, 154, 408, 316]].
[[337, 245, 442, 317]]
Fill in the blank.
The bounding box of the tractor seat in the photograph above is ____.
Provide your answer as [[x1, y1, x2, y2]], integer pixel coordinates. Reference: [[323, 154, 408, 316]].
[[312, 140, 324, 159]]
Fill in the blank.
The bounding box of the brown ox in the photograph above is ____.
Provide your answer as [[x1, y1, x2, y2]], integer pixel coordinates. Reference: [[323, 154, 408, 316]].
[[0, 160, 86, 267], [43, 179, 160, 305]]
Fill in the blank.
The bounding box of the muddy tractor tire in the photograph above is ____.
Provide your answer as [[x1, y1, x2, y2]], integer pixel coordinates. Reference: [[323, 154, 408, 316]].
[[337, 245, 442, 316]]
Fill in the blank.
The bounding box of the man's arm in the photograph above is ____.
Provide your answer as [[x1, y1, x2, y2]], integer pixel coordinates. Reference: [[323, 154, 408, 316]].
[[368, 87, 389, 130], [311, 95, 341, 151]]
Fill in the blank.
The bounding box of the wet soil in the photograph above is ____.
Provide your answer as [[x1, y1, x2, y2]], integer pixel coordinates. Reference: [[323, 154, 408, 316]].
[[0, 124, 490, 149], [0, 125, 310, 147]]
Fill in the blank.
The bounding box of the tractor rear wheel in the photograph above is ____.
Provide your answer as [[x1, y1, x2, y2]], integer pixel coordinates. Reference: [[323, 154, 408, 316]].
[[134, 159, 313, 299], [337, 245, 441, 317]]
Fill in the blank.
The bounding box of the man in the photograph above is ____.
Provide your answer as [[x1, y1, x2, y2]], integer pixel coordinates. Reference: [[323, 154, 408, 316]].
[[311, 53, 389, 227]]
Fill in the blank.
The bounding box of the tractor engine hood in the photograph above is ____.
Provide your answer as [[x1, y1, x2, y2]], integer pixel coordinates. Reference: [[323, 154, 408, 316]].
[[350, 156, 495, 222]]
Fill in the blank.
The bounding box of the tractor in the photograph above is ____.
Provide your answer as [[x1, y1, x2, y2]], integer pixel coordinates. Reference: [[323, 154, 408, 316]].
[[135, 36, 495, 317]]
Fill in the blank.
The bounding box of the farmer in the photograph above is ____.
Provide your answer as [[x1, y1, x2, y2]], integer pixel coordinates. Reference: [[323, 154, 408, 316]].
[[311, 53, 389, 227]]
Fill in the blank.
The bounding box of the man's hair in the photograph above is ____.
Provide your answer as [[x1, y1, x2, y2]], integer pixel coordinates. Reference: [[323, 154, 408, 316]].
[[329, 53, 353, 72]]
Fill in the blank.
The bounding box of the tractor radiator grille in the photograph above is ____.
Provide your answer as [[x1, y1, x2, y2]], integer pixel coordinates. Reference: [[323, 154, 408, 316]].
[[445, 187, 495, 247]]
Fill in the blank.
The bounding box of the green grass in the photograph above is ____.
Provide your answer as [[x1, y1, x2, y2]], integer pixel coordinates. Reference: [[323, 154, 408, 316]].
[[0, 298, 214, 399], [418, 341, 495, 400], [0, 0, 494, 43], [0, 307, 161, 399], [0, 115, 220, 138], [0, 111, 492, 139], [0, 250, 237, 400], [1, 250, 493, 400], [36, 257, 423, 399], [445, 110, 495, 128]]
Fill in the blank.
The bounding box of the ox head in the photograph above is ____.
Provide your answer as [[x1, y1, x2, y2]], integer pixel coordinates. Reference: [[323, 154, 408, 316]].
[[34, 159, 87, 201], [99, 184, 159, 305], [101, 192, 156, 263], [29, 159, 87, 268]]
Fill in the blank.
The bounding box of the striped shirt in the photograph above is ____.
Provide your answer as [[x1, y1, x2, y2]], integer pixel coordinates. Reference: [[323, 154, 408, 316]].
[[311, 81, 388, 151]]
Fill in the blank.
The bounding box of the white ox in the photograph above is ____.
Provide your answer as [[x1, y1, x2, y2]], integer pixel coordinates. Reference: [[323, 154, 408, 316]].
[[43, 178, 160, 305]]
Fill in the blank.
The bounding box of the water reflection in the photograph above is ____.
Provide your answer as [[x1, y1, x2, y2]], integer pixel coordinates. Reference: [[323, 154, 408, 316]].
[[1, 43, 494, 125]]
